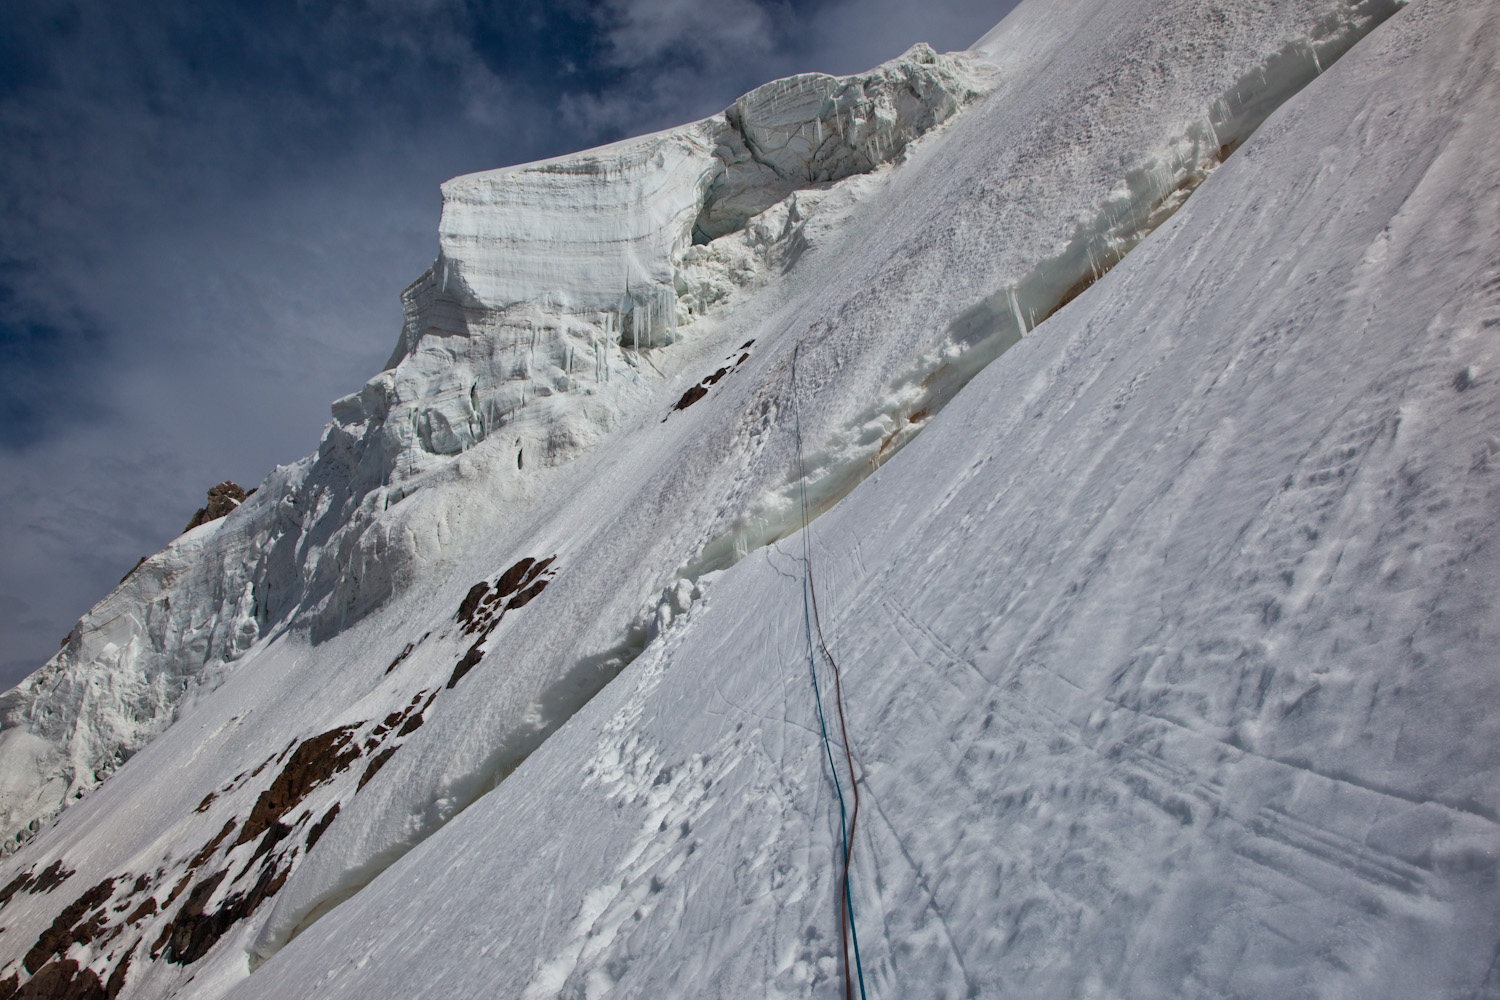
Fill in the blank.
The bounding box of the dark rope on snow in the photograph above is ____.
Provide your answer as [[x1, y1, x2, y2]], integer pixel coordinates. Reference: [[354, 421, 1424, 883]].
[[791, 344, 868, 1000]]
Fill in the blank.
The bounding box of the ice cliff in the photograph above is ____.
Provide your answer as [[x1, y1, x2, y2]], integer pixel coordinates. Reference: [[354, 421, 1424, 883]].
[[3, 0, 1496, 998], [0, 41, 986, 854]]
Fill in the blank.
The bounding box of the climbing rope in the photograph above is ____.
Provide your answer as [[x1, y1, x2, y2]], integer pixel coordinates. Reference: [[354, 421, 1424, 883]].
[[791, 345, 868, 1000]]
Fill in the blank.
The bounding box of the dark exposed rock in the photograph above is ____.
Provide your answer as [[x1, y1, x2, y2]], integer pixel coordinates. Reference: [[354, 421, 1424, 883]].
[[448, 555, 561, 685], [148, 920, 172, 961], [358, 748, 398, 791], [447, 643, 485, 690], [161, 874, 191, 909], [305, 804, 340, 851], [117, 557, 148, 586], [396, 712, 424, 737], [158, 871, 227, 966], [385, 642, 416, 674], [182, 482, 248, 534], [122, 898, 155, 925], [0, 871, 34, 909], [161, 856, 290, 966], [11, 958, 106, 1000], [459, 556, 558, 638], [29, 862, 73, 896], [103, 952, 129, 1000], [236, 726, 361, 846], [507, 577, 550, 611], [456, 583, 489, 627], [241, 823, 292, 874], [672, 384, 709, 411], [23, 877, 116, 974], [188, 821, 237, 870], [495, 558, 536, 600], [518, 556, 555, 589], [668, 343, 753, 417]]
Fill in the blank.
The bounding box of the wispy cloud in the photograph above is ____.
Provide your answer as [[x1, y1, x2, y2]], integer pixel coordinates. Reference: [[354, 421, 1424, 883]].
[[595, 0, 779, 67]]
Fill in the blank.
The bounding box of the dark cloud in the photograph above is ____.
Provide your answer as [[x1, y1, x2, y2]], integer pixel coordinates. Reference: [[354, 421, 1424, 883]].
[[0, 0, 1017, 689]]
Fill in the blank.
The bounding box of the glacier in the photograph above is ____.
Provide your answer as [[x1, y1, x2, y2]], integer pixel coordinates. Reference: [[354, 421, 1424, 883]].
[[2, 0, 1498, 997]]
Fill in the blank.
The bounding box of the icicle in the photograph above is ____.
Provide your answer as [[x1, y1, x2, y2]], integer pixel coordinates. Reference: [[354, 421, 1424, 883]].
[[1008, 288, 1028, 336]]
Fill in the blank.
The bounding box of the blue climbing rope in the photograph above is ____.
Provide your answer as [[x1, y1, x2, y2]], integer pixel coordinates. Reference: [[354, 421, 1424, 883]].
[[791, 345, 869, 1000]]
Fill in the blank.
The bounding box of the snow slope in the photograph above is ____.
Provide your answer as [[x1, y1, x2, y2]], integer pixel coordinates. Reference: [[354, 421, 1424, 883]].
[[233, 1, 1500, 995], [3, 0, 1496, 996]]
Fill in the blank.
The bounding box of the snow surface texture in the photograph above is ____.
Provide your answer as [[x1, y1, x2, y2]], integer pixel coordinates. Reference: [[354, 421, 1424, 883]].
[[1, 0, 1494, 997], [233, 3, 1500, 996]]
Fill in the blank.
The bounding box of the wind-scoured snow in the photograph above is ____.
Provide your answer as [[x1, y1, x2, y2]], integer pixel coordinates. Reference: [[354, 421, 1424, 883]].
[[1, 0, 1492, 997]]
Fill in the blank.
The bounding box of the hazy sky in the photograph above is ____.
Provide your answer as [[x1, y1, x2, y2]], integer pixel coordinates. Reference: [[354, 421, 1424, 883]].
[[0, 0, 1017, 689]]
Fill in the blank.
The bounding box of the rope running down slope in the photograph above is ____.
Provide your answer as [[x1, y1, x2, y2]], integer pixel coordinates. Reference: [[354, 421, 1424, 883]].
[[791, 345, 868, 1000]]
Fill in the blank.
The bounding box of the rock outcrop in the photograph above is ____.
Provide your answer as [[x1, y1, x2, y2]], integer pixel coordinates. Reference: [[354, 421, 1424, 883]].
[[183, 483, 252, 534]]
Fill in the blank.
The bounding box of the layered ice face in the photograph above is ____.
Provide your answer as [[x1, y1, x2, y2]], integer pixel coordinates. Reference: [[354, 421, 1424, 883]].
[[374, 43, 984, 466]]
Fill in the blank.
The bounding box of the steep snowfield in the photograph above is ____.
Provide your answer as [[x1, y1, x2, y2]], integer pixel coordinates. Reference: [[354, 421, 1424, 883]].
[[3, 0, 1496, 996], [234, 0, 1500, 994]]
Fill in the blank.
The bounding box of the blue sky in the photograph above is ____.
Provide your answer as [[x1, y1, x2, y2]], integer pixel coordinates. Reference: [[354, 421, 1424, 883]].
[[0, 0, 1015, 688]]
